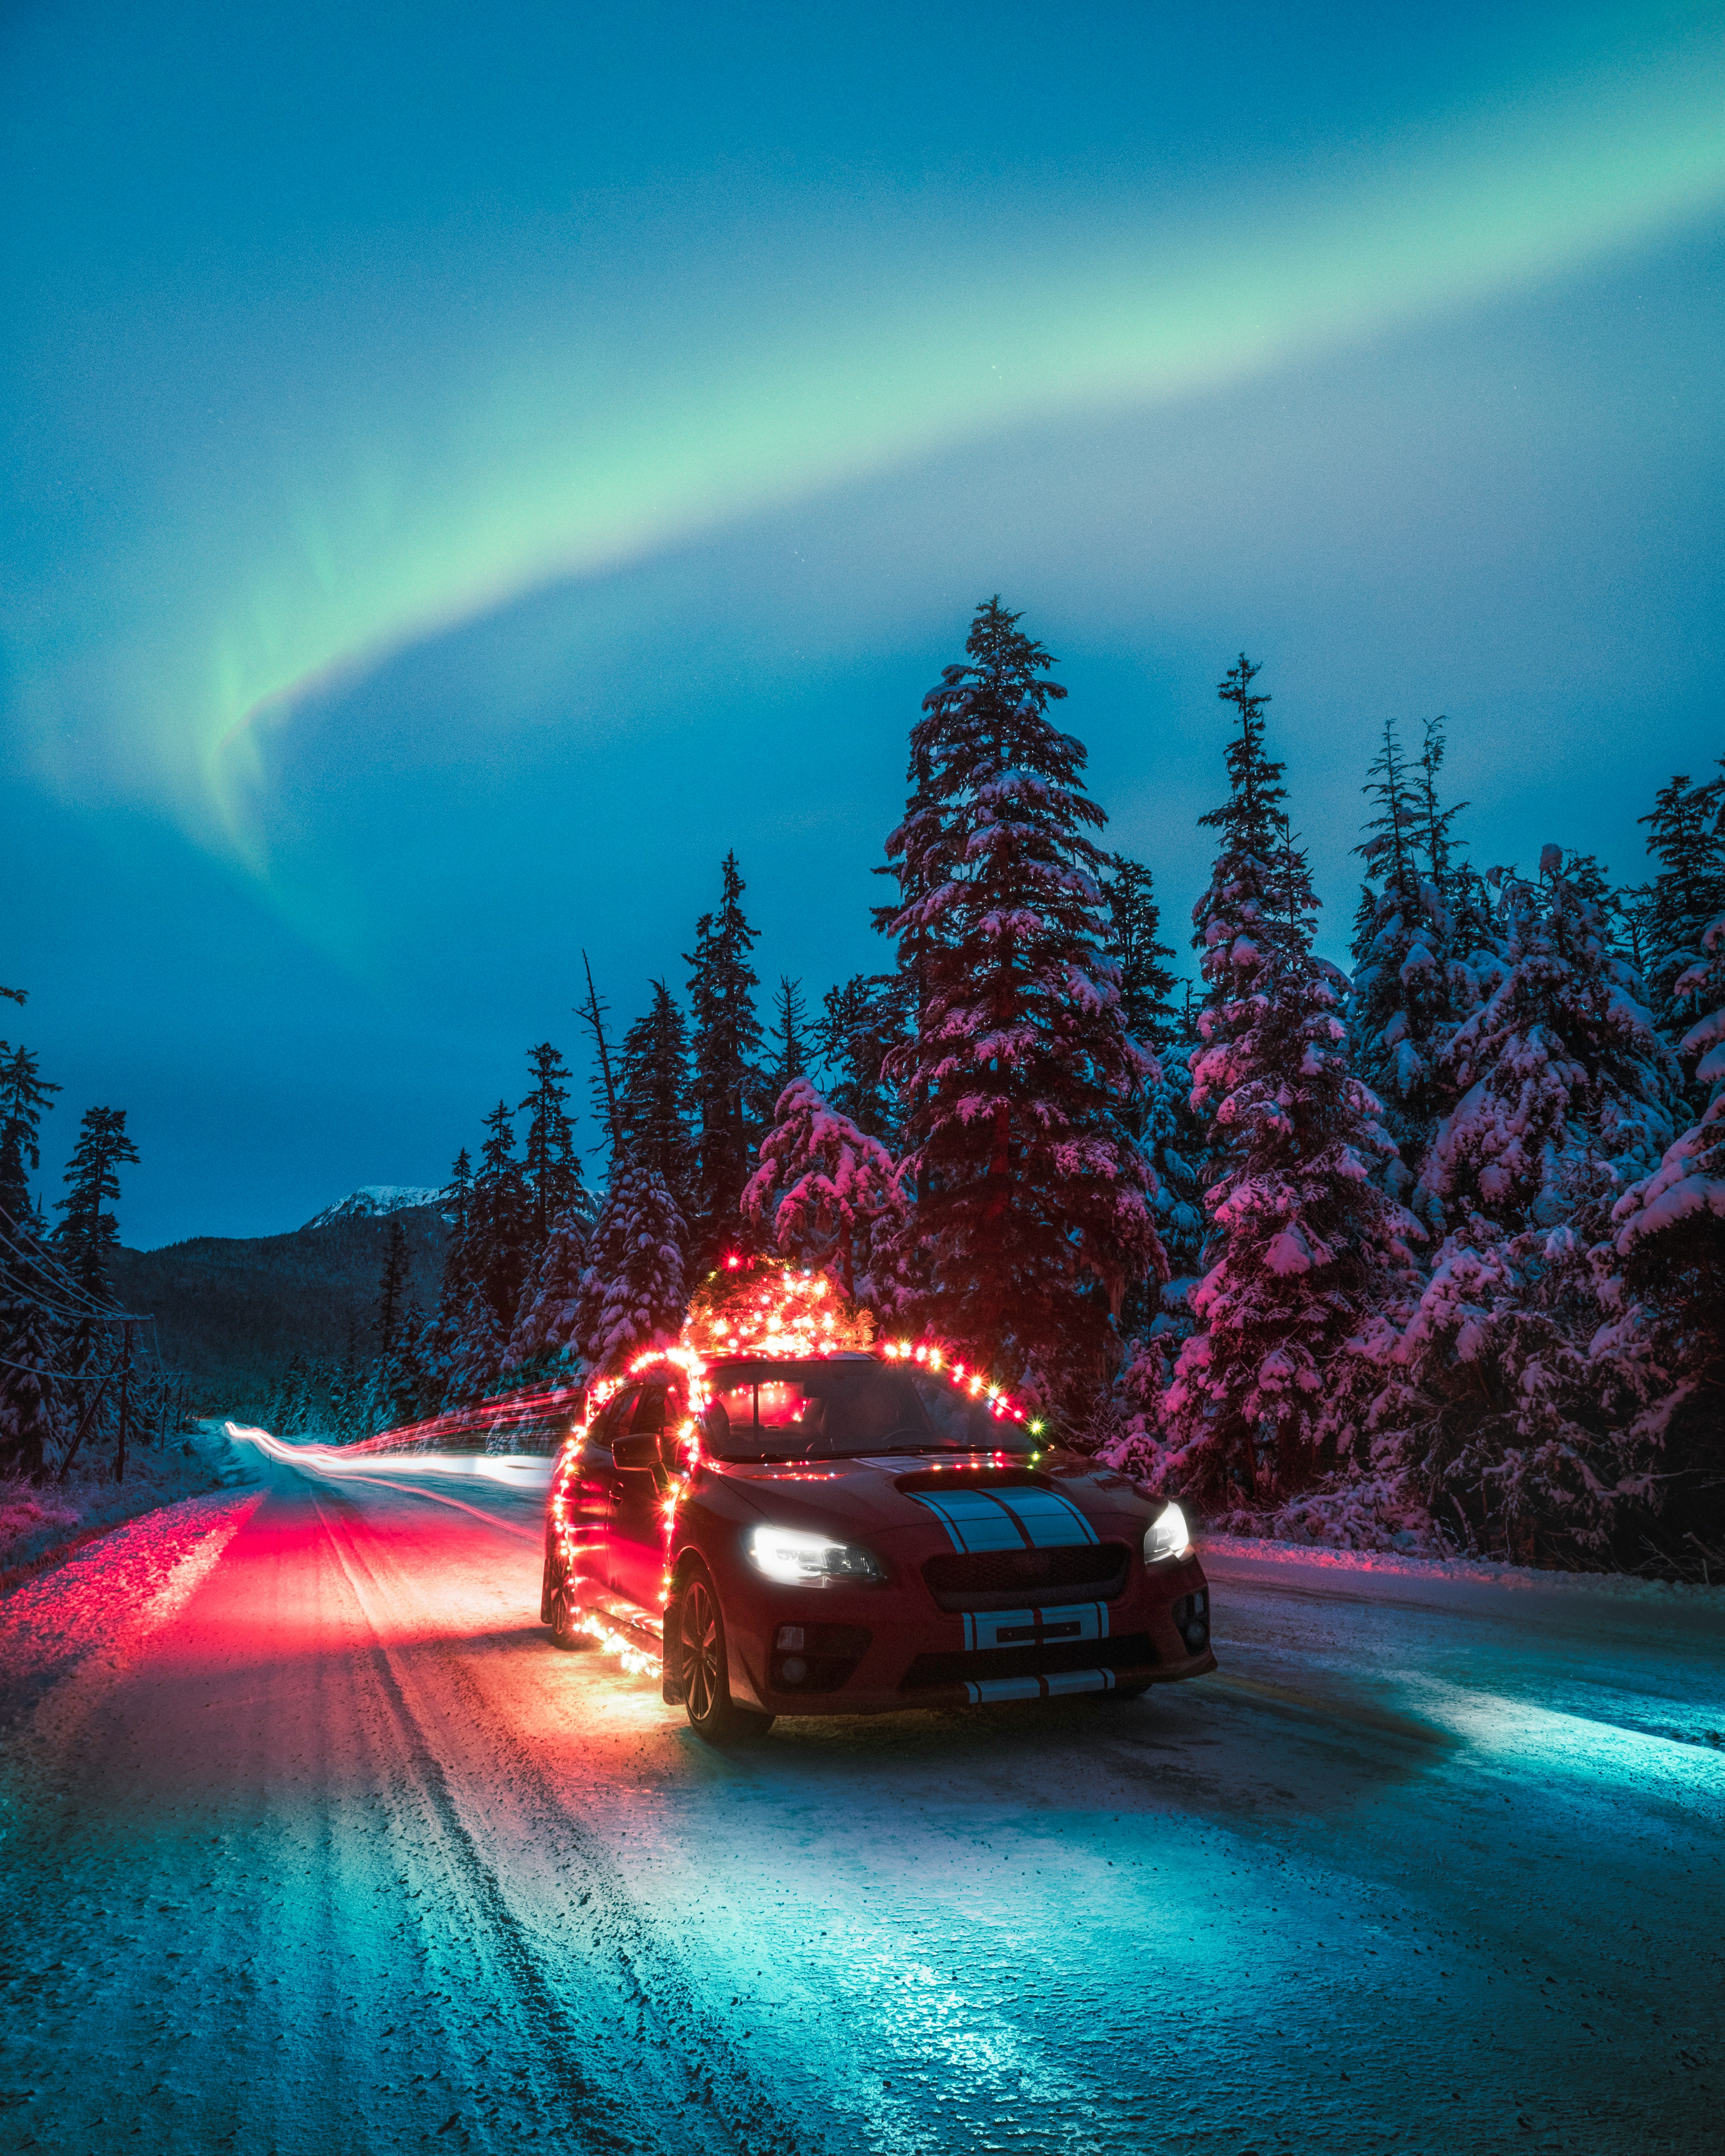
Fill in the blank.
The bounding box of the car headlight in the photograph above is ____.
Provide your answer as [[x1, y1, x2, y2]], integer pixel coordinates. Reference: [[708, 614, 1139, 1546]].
[[746, 1525, 885, 1586], [1143, 1502, 1192, 1564]]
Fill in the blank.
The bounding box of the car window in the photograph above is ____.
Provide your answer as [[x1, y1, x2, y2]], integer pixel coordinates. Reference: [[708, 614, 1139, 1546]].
[[587, 1385, 640, 1450], [701, 1359, 1035, 1460], [628, 1384, 667, 1435]]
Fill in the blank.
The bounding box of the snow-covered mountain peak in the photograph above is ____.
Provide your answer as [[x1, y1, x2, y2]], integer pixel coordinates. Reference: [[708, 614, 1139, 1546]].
[[302, 1185, 447, 1231]]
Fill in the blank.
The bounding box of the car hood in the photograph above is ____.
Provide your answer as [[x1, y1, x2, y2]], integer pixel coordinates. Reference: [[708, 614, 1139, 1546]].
[[708, 1448, 1153, 1545]]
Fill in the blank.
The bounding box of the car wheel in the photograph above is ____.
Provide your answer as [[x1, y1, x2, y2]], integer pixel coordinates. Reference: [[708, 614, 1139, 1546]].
[[678, 1567, 773, 1742], [548, 1564, 595, 1650]]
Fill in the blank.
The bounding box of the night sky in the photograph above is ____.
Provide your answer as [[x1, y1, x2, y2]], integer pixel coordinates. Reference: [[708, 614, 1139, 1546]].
[[4, 0, 1722, 1248]]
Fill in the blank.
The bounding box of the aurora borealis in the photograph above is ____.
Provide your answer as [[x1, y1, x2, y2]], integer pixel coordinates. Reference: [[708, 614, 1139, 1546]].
[[4, 0, 1723, 1242]]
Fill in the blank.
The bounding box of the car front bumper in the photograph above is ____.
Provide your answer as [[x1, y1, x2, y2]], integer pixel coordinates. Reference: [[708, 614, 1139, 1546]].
[[720, 1551, 1216, 1716]]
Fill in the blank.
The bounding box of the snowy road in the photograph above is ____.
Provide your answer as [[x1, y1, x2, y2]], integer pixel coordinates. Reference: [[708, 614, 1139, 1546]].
[[2, 1443, 1721, 2156]]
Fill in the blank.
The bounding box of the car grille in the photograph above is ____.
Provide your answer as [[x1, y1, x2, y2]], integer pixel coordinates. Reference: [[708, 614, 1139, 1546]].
[[921, 1541, 1131, 1611], [899, 1633, 1157, 1692]]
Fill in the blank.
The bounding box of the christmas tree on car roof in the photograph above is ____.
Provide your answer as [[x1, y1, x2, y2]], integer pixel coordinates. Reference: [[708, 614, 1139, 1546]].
[[681, 1251, 877, 1360]]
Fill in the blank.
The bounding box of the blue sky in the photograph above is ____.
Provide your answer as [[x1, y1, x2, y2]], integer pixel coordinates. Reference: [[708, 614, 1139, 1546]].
[[3, 0, 1722, 1245]]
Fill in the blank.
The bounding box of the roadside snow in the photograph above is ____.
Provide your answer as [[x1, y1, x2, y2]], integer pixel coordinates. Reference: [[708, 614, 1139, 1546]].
[[0, 1420, 253, 1584], [0, 1483, 263, 1745], [1201, 1529, 1725, 1603]]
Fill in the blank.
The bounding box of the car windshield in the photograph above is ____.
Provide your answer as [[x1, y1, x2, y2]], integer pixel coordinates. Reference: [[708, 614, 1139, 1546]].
[[701, 1358, 1037, 1461]]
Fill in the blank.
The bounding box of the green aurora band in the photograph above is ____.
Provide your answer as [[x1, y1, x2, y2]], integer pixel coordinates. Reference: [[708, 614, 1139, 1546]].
[[11, 25, 1725, 876]]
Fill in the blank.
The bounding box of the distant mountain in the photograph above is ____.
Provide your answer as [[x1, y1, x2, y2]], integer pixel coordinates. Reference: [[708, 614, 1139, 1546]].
[[108, 1207, 449, 1417], [302, 1184, 450, 1230]]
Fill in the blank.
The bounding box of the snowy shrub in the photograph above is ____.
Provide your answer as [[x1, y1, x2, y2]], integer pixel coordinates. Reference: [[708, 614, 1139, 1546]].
[[1364, 1203, 1677, 1568]]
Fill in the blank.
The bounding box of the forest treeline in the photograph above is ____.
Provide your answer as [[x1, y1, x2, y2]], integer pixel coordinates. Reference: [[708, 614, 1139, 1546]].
[[0, 1016, 184, 1480], [7, 600, 1723, 1572]]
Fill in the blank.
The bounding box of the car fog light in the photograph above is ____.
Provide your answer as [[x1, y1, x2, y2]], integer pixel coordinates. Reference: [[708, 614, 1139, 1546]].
[[1184, 1622, 1208, 1650], [779, 1656, 808, 1685], [1143, 1502, 1192, 1564], [747, 1525, 885, 1586]]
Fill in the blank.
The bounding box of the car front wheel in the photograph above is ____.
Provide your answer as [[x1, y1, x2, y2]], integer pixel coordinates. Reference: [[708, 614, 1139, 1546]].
[[547, 1561, 595, 1650], [678, 1567, 773, 1742]]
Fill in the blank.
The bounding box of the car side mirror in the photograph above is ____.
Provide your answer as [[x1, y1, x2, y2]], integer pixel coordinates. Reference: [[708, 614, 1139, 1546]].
[[611, 1431, 662, 1472]]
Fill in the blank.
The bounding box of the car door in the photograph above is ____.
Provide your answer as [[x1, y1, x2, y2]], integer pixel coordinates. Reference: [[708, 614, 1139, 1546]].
[[608, 1381, 675, 1611], [571, 1384, 641, 1587]]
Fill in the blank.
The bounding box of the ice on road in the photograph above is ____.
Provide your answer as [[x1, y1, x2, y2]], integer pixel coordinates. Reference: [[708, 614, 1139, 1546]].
[[1, 1440, 1720, 2155]]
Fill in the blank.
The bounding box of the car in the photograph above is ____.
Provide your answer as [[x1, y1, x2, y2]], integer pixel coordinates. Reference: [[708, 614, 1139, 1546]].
[[541, 1328, 1216, 1741]]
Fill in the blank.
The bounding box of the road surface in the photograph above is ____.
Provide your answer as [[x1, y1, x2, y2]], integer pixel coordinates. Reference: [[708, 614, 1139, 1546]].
[[1, 1437, 1720, 2154]]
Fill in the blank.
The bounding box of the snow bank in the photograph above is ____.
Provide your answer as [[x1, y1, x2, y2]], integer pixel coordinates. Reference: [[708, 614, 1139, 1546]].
[[0, 1483, 263, 1741], [0, 1420, 251, 1585], [1199, 1528, 1725, 1603]]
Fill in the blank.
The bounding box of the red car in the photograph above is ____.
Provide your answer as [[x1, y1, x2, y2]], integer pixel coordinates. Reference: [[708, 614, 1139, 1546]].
[[541, 1346, 1215, 1740]]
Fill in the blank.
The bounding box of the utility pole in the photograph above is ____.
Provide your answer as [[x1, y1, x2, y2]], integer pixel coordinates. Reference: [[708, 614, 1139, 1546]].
[[115, 1319, 133, 1483]]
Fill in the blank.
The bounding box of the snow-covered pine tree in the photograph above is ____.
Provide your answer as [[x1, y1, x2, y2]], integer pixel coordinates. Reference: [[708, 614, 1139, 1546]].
[[444, 1103, 530, 1404], [0, 1043, 59, 1229], [53, 1105, 138, 1297], [328, 1316, 367, 1442], [518, 1043, 590, 1249], [1609, 898, 1725, 1545], [1636, 763, 1725, 1096], [1347, 719, 1466, 1215], [373, 1220, 409, 1363], [768, 977, 808, 1100], [1103, 855, 1178, 1049], [1416, 850, 1678, 1232], [507, 1203, 590, 1377], [1101, 853, 1206, 1287], [815, 973, 911, 1144], [374, 1304, 434, 1433], [617, 981, 697, 1214], [685, 853, 769, 1270], [1161, 658, 1417, 1510], [879, 598, 1162, 1409], [1370, 849, 1683, 1564], [420, 1148, 472, 1406], [0, 1276, 63, 1480], [742, 1077, 904, 1301], [573, 1158, 688, 1377]]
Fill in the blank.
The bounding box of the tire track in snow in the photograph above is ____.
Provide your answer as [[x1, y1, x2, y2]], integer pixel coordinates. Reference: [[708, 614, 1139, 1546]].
[[308, 1479, 819, 2156]]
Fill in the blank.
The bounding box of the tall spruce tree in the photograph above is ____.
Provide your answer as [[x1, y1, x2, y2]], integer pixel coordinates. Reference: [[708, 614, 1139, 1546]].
[[1103, 856, 1178, 1051], [518, 1043, 587, 1247], [54, 1106, 138, 1296], [374, 1220, 410, 1362], [769, 977, 808, 1100], [1347, 719, 1465, 1208], [879, 598, 1162, 1408], [617, 982, 697, 1213], [0, 1044, 59, 1228], [1163, 659, 1415, 1509], [1102, 854, 1205, 1291], [815, 973, 910, 1142], [685, 853, 767, 1269], [445, 1103, 529, 1402]]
